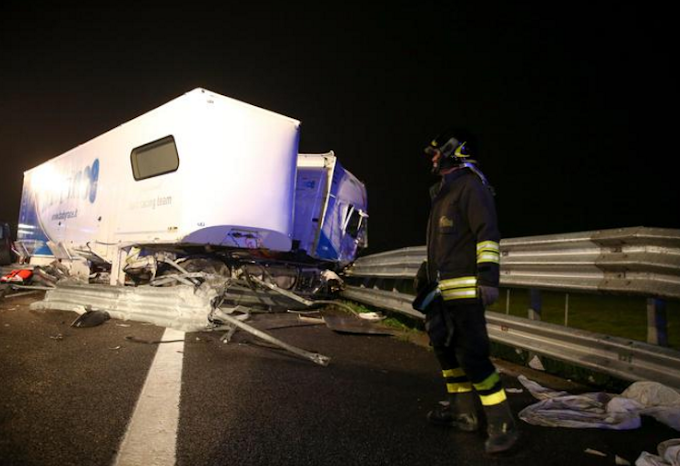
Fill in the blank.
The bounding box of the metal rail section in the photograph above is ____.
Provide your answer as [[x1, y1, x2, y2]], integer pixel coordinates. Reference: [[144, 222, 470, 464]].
[[341, 285, 680, 389], [341, 226, 680, 389], [344, 226, 680, 300]]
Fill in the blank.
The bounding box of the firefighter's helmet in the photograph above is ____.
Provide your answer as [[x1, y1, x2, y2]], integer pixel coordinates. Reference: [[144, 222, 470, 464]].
[[424, 128, 478, 167]]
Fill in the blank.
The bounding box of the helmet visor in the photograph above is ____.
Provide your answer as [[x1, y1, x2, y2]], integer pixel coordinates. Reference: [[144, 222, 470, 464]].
[[424, 146, 439, 157]]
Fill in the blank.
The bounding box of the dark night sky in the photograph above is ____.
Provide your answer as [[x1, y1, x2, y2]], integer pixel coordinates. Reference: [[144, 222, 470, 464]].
[[1, 3, 676, 254]]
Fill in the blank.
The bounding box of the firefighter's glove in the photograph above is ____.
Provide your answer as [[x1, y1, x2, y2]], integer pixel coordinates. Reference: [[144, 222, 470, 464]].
[[478, 285, 499, 307], [414, 261, 429, 295]]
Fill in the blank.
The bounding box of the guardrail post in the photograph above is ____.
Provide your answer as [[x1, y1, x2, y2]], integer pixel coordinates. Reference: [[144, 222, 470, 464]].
[[647, 298, 668, 347], [528, 289, 542, 321]]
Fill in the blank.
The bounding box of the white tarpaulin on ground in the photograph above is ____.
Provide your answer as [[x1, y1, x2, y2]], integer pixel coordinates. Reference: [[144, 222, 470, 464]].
[[518, 375, 680, 431], [635, 439, 680, 466], [516, 375, 680, 466]]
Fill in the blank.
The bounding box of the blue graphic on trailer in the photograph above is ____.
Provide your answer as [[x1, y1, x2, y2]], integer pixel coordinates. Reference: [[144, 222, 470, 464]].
[[16, 159, 100, 257], [17, 173, 52, 256]]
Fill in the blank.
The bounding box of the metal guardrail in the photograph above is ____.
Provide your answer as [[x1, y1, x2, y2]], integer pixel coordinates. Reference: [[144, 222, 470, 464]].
[[341, 226, 680, 389], [344, 226, 680, 300], [340, 285, 680, 390]]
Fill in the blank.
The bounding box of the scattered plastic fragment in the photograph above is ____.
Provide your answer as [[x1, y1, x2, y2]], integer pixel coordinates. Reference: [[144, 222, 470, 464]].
[[636, 451, 667, 466], [116, 323, 131, 328], [125, 335, 185, 345], [615, 455, 631, 465], [297, 315, 324, 324], [49, 334, 63, 340], [584, 448, 606, 457], [71, 309, 110, 328], [5, 291, 39, 299], [323, 315, 394, 335], [0, 269, 33, 284], [636, 438, 680, 466], [528, 355, 545, 371], [109, 345, 121, 350], [357, 312, 384, 321], [506, 388, 524, 394]]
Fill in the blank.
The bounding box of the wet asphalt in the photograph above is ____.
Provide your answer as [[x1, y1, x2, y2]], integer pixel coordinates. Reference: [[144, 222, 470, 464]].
[[0, 291, 676, 466]]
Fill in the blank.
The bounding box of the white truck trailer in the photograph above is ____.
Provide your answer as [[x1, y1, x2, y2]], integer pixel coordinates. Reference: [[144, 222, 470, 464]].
[[16, 88, 368, 290]]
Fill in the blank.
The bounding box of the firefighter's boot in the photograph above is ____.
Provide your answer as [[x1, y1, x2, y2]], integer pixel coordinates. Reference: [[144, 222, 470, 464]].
[[483, 400, 519, 454], [427, 391, 479, 431]]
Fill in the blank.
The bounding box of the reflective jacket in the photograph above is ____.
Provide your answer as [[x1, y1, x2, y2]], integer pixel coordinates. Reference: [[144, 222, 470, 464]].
[[426, 167, 500, 302]]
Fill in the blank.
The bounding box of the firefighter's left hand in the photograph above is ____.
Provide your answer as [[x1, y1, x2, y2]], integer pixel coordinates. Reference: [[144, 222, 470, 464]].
[[478, 285, 499, 307], [414, 261, 429, 295]]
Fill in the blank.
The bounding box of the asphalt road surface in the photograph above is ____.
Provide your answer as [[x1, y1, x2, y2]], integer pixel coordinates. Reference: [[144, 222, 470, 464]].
[[0, 291, 676, 466]]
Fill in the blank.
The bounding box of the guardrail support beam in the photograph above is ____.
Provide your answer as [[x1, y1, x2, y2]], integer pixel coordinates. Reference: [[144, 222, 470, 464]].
[[528, 289, 542, 321], [647, 298, 668, 347]]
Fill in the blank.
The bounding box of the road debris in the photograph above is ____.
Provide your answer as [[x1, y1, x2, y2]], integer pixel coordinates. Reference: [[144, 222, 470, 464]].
[[357, 311, 385, 322], [584, 448, 607, 457], [615, 455, 631, 465], [211, 306, 330, 366], [125, 336, 185, 345], [71, 309, 110, 328], [636, 439, 680, 466], [528, 355, 545, 371], [296, 315, 325, 324], [4, 291, 40, 299], [0, 269, 33, 284], [323, 315, 394, 336], [30, 270, 337, 365], [518, 375, 680, 431]]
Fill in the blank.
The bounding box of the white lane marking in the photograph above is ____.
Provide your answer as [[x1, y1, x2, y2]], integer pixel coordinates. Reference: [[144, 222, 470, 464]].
[[114, 328, 185, 466]]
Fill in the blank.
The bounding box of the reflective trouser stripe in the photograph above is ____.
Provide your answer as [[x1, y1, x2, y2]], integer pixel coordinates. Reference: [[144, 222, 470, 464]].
[[439, 276, 478, 301], [473, 372, 507, 406], [477, 389, 507, 406], [447, 383, 473, 393], [442, 368, 472, 393], [474, 371, 500, 391], [442, 368, 465, 378]]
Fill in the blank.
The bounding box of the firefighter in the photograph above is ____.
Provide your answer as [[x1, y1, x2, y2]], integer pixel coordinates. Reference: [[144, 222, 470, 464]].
[[413, 128, 519, 454]]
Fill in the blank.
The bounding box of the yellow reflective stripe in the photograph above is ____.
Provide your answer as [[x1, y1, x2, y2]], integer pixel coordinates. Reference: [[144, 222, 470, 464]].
[[439, 276, 477, 290], [446, 383, 473, 393], [477, 252, 500, 264], [478, 389, 507, 406], [442, 288, 478, 300], [473, 372, 501, 391], [477, 241, 500, 264], [442, 368, 465, 378], [477, 241, 499, 252]]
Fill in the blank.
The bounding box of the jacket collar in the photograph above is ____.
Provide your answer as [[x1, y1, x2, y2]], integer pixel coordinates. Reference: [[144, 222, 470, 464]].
[[430, 167, 470, 200]]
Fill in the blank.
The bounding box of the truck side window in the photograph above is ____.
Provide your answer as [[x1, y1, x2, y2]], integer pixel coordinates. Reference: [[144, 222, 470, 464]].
[[130, 135, 179, 180], [345, 206, 362, 239]]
